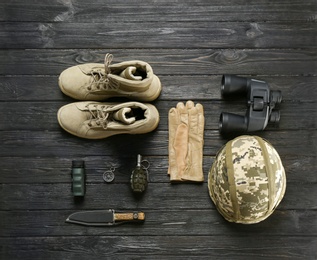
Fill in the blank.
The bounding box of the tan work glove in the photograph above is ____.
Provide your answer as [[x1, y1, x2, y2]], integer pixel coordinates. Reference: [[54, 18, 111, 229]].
[[168, 101, 205, 182]]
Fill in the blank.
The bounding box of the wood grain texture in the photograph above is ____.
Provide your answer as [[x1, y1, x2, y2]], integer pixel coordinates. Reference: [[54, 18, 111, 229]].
[[2, 22, 316, 49], [1, 236, 316, 259], [1, 0, 316, 22], [1, 49, 316, 76], [1, 0, 316, 259]]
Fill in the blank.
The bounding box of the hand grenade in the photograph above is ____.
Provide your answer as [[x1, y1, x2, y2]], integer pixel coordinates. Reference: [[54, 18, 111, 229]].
[[130, 154, 148, 193]]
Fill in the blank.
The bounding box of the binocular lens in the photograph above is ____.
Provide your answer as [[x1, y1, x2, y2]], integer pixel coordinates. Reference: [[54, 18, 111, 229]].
[[220, 113, 248, 133], [221, 75, 249, 96]]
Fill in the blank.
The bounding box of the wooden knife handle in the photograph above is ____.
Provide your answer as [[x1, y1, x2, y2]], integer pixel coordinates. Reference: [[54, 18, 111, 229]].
[[114, 212, 145, 222]]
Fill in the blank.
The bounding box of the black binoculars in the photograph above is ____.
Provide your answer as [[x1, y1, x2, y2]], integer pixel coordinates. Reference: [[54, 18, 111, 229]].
[[220, 75, 282, 133]]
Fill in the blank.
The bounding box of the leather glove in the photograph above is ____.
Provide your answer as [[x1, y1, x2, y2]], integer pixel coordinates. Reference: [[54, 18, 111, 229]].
[[168, 101, 204, 182]]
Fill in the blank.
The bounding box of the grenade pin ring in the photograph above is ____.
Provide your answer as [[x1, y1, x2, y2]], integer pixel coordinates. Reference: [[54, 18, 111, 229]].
[[141, 159, 150, 181]]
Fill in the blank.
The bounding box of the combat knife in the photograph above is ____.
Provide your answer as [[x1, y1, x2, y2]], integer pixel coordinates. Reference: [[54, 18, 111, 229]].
[[66, 209, 145, 226]]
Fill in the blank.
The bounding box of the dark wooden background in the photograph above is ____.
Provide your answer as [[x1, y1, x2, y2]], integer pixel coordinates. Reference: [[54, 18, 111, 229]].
[[1, 0, 316, 259]]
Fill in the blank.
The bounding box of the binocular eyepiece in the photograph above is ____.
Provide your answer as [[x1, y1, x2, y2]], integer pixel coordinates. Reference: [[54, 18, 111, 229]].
[[220, 75, 282, 133]]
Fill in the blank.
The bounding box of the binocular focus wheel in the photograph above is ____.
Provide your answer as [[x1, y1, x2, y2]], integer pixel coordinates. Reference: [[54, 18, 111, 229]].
[[253, 97, 265, 111]]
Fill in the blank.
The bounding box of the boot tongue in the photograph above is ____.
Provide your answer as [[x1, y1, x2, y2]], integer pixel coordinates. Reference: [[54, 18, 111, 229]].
[[113, 107, 136, 124], [119, 66, 142, 81]]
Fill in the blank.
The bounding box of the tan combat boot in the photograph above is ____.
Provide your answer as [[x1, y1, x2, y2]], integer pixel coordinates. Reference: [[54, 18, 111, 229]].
[[57, 101, 160, 139], [59, 53, 161, 102]]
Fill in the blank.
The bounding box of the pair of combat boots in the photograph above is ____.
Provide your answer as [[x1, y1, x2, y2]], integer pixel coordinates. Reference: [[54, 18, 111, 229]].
[[57, 54, 161, 139]]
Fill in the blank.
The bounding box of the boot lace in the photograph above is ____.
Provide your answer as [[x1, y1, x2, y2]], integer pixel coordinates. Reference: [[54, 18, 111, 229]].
[[87, 53, 119, 91], [86, 104, 111, 129]]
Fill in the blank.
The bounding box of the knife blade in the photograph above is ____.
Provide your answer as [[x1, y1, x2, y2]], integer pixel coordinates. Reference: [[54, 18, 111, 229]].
[[66, 209, 145, 226]]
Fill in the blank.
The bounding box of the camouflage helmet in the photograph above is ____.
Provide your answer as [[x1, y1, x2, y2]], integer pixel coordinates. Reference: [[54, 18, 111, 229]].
[[208, 135, 286, 224]]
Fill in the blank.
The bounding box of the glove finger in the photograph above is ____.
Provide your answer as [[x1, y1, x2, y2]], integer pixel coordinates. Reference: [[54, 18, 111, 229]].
[[177, 102, 188, 125], [188, 103, 199, 135], [168, 108, 178, 147], [186, 100, 194, 109], [196, 103, 205, 138], [173, 123, 188, 180], [169, 107, 180, 126], [182, 102, 204, 182], [168, 107, 178, 176]]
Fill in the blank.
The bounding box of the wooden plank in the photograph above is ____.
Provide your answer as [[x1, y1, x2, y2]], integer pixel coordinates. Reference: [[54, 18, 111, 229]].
[[0, 101, 315, 131], [1, 75, 316, 102], [0, 209, 316, 237], [2, 22, 316, 49], [1, 0, 316, 22], [1, 49, 316, 76], [1, 155, 315, 184], [0, 130, 316, 157], [1, 236, 316, 259], [0, 76, 65, 101], [0, 182, 316, 210]]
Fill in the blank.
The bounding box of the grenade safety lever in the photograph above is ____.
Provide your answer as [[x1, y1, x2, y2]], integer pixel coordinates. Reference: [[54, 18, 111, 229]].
[[130, 154, 149, 193]]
